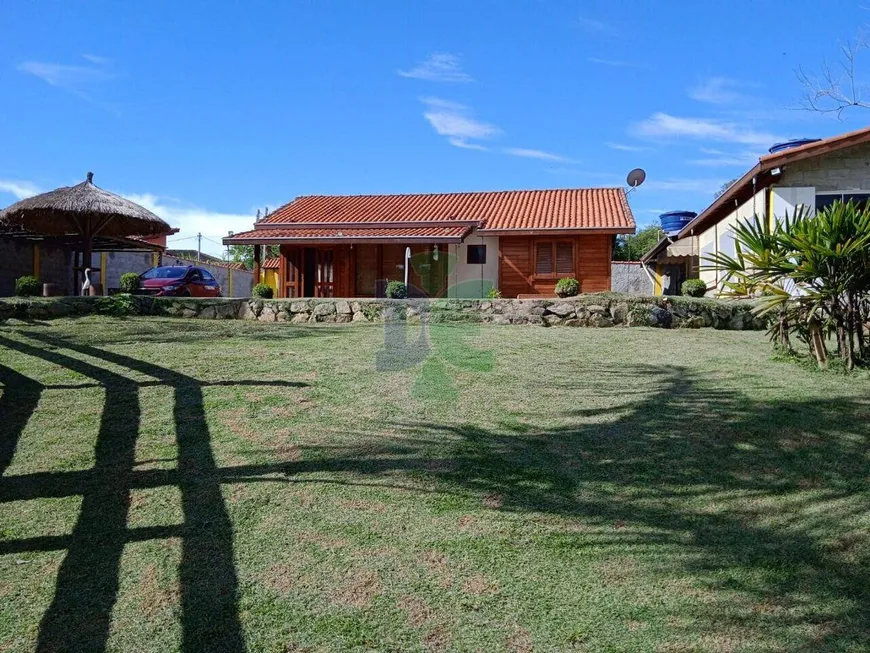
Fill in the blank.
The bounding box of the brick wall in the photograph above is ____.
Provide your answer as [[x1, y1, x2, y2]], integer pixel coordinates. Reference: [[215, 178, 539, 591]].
[[0, 239, 72, 296], [779, 141, 870, 191]]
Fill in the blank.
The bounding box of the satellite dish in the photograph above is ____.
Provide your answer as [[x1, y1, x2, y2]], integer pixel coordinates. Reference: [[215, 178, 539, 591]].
[[626, 168, 646, 189]]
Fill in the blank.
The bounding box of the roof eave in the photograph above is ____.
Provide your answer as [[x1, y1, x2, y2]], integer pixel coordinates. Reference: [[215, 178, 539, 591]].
[[640, 236, 671, 263], [223, 235, 469, 246], [255, 219, 483, 230], [673, 125, 870, 240], [477, 226, 633, 236], [674, 162, 764, 239]]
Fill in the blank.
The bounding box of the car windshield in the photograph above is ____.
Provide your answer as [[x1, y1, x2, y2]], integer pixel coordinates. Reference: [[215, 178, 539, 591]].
[[141, 266, 189, 280]]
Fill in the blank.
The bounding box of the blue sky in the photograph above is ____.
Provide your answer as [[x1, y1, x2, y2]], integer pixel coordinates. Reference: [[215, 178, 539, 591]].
[[2, 0, 870, 255]]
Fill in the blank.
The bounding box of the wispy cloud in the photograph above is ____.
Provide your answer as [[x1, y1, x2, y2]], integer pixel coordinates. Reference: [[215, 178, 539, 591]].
[[588, 57, 636, 68], [502, 147, 574, 162], [688, 77, 755, 105], [644, 178, 727, 194], [81, 54, 112, 65], [606, 142, 651, 152], [578, 17, 618, 36], [122, 193, 257, 256], [18, 55, 116, 108], [399, 52, 473, 83], [688, 147, 759, 167], [449, 138, 488, 151], [420, 97, 501, 149], [0, 179, 42, 201], [631, 112, 781, 147]]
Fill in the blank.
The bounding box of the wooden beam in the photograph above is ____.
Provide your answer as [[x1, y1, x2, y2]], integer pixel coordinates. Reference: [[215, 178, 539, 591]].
[[252, 244, 262, 286]]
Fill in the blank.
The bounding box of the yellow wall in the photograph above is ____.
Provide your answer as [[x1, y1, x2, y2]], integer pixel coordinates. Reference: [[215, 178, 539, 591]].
[[263, 269, 279, 294]]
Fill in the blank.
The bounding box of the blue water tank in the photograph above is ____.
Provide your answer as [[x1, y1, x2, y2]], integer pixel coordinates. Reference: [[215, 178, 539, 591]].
[[659, 210, 697, 236], [768, 138, 821, 154]]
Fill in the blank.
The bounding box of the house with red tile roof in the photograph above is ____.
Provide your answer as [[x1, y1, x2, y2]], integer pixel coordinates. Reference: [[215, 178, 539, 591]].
[[642, 126, 870, 295], [224, 188, 636, 298]]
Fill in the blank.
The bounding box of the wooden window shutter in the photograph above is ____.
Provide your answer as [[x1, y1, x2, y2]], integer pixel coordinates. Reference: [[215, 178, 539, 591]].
[[555, 242, 573, 274], [536, 242, 553, 275]]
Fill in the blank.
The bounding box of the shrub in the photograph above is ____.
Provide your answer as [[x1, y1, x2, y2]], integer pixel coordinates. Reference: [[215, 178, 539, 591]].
[[252, 283, 274, 299], [487, 287, 503, 299], [119, 272, 141, 294], [14, 276, 41, 297], [385, 281, 408, 299], [95, 294, 137, 317], [681, 279, 707, 297], [554, 277, 580, 298]]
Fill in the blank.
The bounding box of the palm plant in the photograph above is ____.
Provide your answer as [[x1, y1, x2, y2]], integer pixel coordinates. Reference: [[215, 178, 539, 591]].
[[704, 201, 870, 369]]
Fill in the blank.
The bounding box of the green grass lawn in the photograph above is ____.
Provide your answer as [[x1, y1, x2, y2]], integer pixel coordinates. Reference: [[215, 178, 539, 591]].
[[1, 317, 869, 652]]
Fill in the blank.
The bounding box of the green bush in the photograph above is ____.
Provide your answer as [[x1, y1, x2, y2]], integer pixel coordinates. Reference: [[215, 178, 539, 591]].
[[14, 276, 41, 297], [252, 283, 274, 299], [487, 287, 503, 299], [681, 279, 707, 297], [119, 272, 141, 294], [385, 281, 408, 299], [554, 277, 580, 298], [95, 294, 137, 317]]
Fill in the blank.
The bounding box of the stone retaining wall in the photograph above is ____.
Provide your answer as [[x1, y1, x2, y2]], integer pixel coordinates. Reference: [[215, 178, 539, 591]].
[[0, 294, 767, 330]]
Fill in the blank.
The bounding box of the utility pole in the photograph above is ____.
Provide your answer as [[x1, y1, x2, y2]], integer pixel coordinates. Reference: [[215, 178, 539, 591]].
[[197, 232, 202, 262]]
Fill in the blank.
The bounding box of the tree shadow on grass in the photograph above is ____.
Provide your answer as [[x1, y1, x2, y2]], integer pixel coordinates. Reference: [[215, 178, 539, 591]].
[[3, 332, 869, 651], [383, 366, 870, 650], [0, 363, 42, 477], [0, 334, 309, 653]]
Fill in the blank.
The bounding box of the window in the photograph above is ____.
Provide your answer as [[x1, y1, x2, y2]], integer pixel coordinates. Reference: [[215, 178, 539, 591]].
[[200, 270, 216, 283], [534, 241, 573, 276], [815, 192, 870, 212], [467, 245, 486, 265]]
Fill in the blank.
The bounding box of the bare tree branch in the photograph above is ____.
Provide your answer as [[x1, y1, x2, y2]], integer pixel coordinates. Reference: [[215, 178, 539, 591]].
[[797, 39, 870, 119]]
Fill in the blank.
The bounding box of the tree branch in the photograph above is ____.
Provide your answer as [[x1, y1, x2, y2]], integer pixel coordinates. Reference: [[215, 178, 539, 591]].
[[797, 39, 870, 119]]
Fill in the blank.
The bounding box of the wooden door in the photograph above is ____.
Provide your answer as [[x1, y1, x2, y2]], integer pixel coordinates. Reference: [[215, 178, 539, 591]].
[[355, 244, 378, 296], [282, 247, 302, 298], [314, 249, 335, 297]]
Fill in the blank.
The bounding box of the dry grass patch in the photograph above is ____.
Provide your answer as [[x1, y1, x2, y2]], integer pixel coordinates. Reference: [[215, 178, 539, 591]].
[[397, 595, 434, 628], [137, 565, 179, 619], [331, 569, 381, 608], [505, 626, 533, 653], [423, 624, 451, 652]]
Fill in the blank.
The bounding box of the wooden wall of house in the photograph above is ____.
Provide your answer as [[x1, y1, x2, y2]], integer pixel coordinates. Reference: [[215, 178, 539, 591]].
[[498, 234, 613, 297], [277, 243, 447, 298]]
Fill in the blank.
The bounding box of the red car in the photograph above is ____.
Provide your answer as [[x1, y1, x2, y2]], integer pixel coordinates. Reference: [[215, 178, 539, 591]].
[[138, 266, 222, 297]]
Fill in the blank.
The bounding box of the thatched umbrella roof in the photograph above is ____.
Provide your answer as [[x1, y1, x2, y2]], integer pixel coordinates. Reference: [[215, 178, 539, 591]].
[[0, 172, 170, 238]]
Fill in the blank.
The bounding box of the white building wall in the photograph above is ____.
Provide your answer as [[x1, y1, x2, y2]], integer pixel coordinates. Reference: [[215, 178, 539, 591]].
[[771, 187, 814, 222], [676, 141, 870, 292], [447, 233, 499, 298], [697, 188, 767, 288]]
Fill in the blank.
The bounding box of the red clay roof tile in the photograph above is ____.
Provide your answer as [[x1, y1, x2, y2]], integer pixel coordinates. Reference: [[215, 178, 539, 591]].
[[225, 225, 472, 244], [255, 188, 634, 233]]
